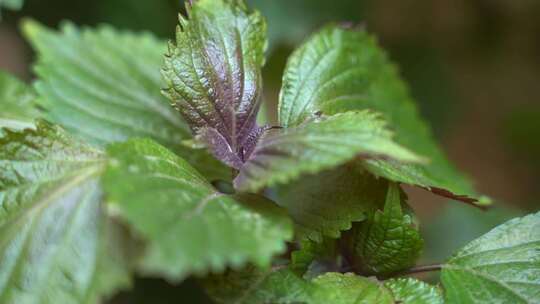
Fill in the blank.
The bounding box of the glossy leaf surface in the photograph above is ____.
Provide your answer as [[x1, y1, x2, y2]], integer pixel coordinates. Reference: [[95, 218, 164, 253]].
[[0, 122, 131, 304], [279, 24, 488, 205], [441, 211, 540, 303], [384, 278, 444, 304], [104, 138, 293, 281], [235, 111, 422, 192]]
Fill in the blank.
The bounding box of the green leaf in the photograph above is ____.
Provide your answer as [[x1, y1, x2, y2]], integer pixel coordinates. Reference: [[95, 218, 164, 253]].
[[384, 278, 444, 304], [441, 211, 540, 304], [103, 138, 293, 281], [279, 24, 488, 205], [22, 20, 188, 147], [311, 273, 393, 304], [0, 70, 39, 130], [274, 163, 388, 242], [205, 268, 394, 304], [0, 122, 132, 303], [234, 111, 423, 192], [352, 183, 424, 275], [162, 0, 268, 167], [0, 121, 103, 223], [22, 20, 229, 181]]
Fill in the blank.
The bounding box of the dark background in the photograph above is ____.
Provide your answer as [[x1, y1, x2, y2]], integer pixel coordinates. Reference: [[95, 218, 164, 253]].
[[1, 0, 539, 302]]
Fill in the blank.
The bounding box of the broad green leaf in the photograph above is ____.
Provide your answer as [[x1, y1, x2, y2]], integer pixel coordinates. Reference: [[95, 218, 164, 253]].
[[103, 138, 293, 281], [441, 211, 540, 304], [234, 111, 423, 192], [0, 70, 39, 130], [352, 183, 423, 274], [0, 121, 103, 223], [162, 0, 267, 168], [0, 122, 131, 304], [22, 20, 229, 181], [274, 163, 388, 242], [22, 20, 188, 147], [384, 278, 444, 304], [279, 24, 488, 205], [205, 268, 394, 304]]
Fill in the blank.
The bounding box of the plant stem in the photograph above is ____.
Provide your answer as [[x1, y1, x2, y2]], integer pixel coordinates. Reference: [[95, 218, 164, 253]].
[[381, 264, 443, 280], [384, 264, 443, 279]]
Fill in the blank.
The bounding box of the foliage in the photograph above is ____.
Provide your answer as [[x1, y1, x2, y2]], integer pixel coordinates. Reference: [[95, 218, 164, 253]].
[[350, 183, 424, 275], [0, 0, 537, 303]]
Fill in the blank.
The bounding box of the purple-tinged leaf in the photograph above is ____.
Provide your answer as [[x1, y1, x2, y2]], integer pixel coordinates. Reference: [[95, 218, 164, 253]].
[[162, 0, 267, 167], [199, 127, 243, 170], [234, 111, 425, 192]]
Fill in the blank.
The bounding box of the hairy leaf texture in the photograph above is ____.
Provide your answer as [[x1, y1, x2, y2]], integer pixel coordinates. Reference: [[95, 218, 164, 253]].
[[234, 111, 423, 192], [441, 211, 540, 303], [163, 0, 268, 168], [23, 20, 189, 148], [279, 24, 489, 206], [103, 138, 293, 281], [352, 183, 424, 275], [23, 20, 229, 181], [0, 122, 132, 304], [0, 121, 103, 224], [0, 70, 39, 130]]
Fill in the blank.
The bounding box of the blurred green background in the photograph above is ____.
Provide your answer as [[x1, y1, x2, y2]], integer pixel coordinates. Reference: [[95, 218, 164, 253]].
[[1, 0, 539, 302]]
